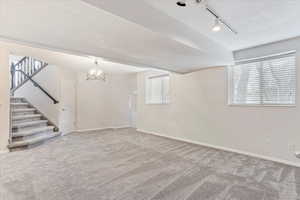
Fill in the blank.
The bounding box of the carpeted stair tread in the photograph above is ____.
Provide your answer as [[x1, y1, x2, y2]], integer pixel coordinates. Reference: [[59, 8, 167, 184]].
[[12, 108, 36, 113], [12, 120, 48, 128], [10, 103, 29, 106], [12, 114, 42, 121], [8, 132, 61, 148], [12, 126, 55, 137]]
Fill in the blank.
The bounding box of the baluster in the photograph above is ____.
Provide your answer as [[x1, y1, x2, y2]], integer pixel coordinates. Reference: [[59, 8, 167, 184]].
[[15, 70, 17, 88], [28, 58, 31, 76], [26, 57, 30, 76], [28, 57, 30, 76], [20, 61, 22, 85], [19, 62, 21, 84], [21, 60, 26, 83], [13, 63, 17, 88], [34, 59, 36, 74], [27, 57, 29, 76], [37, 60, 40, 70], [26, 58, 29, 78], [30, 57, 33, 75], [15, 63, 17, 88], [22, 60, 25, 82], [10, 63, 15, 90], [36, 59, 39, 71], [18, 61, 21, 86], [31, 58, 34, 75], [20, 60, 22, 83], [27, 58, 29, 77], [26, 58, 28, 76], [13, 64, 16, 89], [18, 64, 21, 87], [16, 71, 18, 88], [25, 58, 28, 77]]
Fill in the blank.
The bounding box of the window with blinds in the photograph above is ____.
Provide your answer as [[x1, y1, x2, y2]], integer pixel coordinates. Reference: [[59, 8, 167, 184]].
[[145, 74, 170, 104], [228, 51, 296, 105]]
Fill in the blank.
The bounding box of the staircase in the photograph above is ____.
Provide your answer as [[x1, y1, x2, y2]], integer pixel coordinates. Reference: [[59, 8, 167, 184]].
[[9, 56, 61, 151]]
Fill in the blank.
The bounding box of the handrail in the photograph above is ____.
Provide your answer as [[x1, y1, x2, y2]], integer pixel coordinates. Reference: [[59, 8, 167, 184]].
[[11, 56, 48, 92], [14, 69, 59, 104]]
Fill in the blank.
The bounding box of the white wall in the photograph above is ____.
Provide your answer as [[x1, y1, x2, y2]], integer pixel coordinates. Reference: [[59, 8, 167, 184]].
[[76, 73, 137, 131], [0, 48, 10, 152], [137, 37, 300, 166], [15, 65, 77, 133], [13, 59, 137, 133]]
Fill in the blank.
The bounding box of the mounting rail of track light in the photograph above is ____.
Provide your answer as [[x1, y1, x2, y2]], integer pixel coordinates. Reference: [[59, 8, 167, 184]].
[[176, 0, 237, 34]]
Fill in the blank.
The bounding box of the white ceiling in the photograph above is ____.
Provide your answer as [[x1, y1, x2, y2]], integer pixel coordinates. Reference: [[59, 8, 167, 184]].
[[3, 41, 146, 74], [145, 0, 300, 50], [0, 0, 299, 73], [0, 0, 233, 73]]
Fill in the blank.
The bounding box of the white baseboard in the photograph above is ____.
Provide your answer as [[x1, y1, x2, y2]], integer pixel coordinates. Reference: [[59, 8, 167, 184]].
[[61, 130, 75, 136], [137, 129, 300, 168], [76, 126, 131, 133]]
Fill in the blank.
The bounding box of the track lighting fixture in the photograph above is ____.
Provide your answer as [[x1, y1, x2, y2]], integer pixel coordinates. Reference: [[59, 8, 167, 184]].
[[175, 0, 237, 34], [206, 6, 237, 34]]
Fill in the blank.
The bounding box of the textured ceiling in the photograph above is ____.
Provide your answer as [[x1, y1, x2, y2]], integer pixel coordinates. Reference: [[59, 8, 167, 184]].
[[4, 41, 146, 74], [0, 0, 233, 73], [0, 0, 298, 73], [146, 0, 300, 50]]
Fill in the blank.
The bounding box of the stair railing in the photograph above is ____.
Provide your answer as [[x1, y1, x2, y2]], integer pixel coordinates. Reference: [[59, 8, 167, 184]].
[[11, 56, 48, 92], [10, 57, 59, 104]]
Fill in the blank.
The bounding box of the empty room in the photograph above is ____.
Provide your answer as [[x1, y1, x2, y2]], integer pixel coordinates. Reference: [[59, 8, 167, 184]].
[[0, 0, 300, 199]]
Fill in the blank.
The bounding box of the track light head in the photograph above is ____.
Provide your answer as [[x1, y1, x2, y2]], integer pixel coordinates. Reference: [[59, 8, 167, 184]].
[[212, 18, 221, 32], [176, 0, 237, 34], [176, 1, 186, 7]]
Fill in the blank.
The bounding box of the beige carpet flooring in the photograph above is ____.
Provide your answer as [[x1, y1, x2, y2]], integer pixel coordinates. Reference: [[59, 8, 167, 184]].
[[0, 128, 300, 200]]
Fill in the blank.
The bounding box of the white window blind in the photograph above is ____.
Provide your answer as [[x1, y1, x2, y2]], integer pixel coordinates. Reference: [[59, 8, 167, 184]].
[[228, 51, 296, 105], [145, 74, 170, 104]]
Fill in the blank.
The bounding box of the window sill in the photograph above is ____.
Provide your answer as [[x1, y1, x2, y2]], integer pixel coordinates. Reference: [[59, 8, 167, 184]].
[[228, 103, 296, 108]]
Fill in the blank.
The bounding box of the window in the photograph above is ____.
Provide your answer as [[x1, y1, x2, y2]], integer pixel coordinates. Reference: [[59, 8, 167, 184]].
[[145, 73, 170, 104], [228, 51, 296, 105]]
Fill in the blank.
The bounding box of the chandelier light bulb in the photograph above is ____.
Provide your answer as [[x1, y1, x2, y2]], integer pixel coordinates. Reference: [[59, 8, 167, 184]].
[[89, 69, 96, 75], [87, 68, 105, 81], [96, 70, 103, 77]]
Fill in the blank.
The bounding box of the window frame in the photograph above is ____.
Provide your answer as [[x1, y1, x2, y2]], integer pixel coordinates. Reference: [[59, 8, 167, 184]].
[[227, 51, 297, 107], [145, 73, 170, 105]]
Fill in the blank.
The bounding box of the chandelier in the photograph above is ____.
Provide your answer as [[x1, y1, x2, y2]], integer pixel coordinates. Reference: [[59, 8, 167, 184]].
[[86, 59, 106, 81]]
